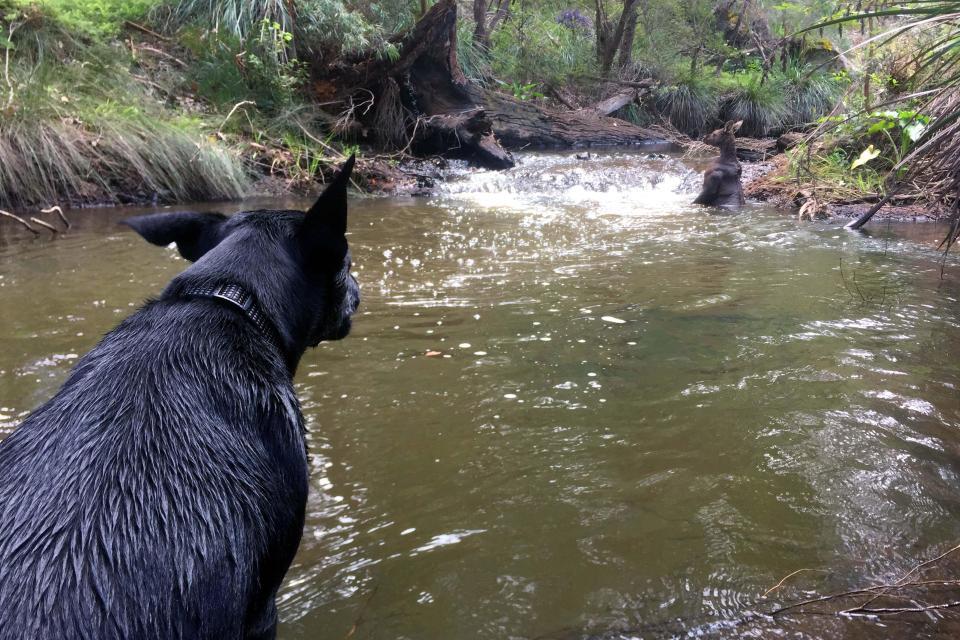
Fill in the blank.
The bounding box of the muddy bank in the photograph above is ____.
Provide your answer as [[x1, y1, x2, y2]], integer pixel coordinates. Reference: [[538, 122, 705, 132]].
[[743, 154, 951, 224]]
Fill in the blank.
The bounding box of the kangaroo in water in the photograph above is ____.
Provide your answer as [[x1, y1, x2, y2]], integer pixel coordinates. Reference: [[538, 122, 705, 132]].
[[693, 120, 745, 207]]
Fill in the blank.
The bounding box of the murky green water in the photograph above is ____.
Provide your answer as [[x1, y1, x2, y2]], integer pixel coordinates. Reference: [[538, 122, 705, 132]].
[[3, 151, 960, 638]]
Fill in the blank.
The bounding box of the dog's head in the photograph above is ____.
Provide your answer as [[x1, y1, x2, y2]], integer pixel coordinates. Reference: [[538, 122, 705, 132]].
[[124, 157, 360, 355], [703, 120, 742, 147]]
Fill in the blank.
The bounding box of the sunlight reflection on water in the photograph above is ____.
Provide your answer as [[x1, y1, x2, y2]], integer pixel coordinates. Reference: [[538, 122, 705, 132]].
[[2, 150, 960, 638]]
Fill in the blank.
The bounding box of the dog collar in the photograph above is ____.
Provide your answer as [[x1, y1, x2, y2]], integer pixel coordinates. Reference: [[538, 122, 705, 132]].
[[182, 283, 282, 348]]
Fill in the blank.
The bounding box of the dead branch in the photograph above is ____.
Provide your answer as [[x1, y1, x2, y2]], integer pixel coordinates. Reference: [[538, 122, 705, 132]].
[[770, 541, 960, 619], [134, 45, 186, 68], [0, 209, 39, 234], [124, 20, 172, 41], [29, 217, 58, 233], [762, 568, 827, 598], [41, 205, 69, 228], [218, 100, 256, 135]]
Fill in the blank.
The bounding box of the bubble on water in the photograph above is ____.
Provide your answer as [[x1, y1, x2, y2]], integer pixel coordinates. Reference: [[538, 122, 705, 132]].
[[474, 351, 488, 356], [459, 342, 472, 348], [601, 315, 626, 324], [504, 393, 517, 399]]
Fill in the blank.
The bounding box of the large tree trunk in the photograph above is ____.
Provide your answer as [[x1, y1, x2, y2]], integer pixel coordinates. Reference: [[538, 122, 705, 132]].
[[320, 0, 660, 168], [596, 0, 640, 77], [329, 0, 513, 169]]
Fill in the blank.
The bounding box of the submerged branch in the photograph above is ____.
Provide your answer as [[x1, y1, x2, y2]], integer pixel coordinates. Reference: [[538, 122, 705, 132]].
[[0, 209, 39, 234]]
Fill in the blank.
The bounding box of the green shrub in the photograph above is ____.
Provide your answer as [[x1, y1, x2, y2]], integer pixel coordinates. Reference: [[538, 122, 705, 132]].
[[782, 64, 843, 128], [655, 75, 719, 137], [720, 71, 787, 137], [181, 21, 306, 112], [488, 6, 596, 87], [10, 0, 158, 39]]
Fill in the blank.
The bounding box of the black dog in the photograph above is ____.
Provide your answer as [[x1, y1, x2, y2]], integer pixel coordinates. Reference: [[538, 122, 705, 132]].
[[0, 158, 360, 639], [692, 120, 745, 207]]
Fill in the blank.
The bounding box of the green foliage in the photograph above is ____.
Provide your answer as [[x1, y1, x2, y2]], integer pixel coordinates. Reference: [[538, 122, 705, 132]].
[[9, 0, 157, 39], [720, 71, 787, 137], [788, 144, 887, 199], [171, 0, 295, 38], [655, 75, 719, 137], [180, 19, 306, 112], [497, 80, 544, 101], [456, 19, 492, 85], [822, 108, 931, 167], [781, 62, 843, 127], [489, 5, 596, 86], [171, 0, 392, 59]]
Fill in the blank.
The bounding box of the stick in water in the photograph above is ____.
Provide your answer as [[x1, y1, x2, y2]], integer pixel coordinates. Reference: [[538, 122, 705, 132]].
[[41, 205, 70, 228], [0, 209, 40, 234], [30, 217, 58, 233]]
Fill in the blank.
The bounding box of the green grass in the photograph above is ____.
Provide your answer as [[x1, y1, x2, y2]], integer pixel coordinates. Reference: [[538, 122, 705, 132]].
[[720, 72, 787, 137], [782, 64, 843, 128], [0, 110, 249, 209], [655, 75, 719, 137], [9, 0, 158, 38], [0, 2, 249, 208]]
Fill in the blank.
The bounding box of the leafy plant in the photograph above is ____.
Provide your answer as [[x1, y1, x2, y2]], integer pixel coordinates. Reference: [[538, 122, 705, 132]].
[[497, 79, 544, 101], [721, 72, 787, 137], [655, 75, 719, 137]]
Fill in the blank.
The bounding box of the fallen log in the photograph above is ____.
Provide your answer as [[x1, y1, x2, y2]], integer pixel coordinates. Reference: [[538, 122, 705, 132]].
[[476, 89, 664, 149], [588, 89, 642, 117]]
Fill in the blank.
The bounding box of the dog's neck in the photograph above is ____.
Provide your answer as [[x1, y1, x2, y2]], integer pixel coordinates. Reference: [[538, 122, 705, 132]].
[[180, 282, 284, 350]]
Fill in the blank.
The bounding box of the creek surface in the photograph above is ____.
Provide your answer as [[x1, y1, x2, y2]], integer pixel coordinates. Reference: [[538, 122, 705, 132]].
[[2, 151, 960, 638]]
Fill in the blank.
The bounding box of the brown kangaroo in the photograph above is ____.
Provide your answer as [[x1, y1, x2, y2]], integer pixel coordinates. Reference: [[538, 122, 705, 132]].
[[693, 120, 745, 206]]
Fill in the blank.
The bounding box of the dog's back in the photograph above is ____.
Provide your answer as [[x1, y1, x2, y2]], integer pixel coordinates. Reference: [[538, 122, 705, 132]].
[[0, 299, 305, 639], [0, 158, 359, 639]]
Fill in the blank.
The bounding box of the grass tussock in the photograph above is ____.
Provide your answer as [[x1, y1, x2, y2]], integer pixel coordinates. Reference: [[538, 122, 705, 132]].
[[721, 74, 787, 138], [0, 114, 249, 210], [655, 77, 719, 138]]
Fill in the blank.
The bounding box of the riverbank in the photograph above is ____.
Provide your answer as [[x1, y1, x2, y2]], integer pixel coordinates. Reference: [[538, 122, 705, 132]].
[[743, 153, 952, 224]]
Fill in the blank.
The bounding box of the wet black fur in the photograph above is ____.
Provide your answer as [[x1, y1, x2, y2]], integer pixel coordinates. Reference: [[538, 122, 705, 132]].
[[0, 158, 359, 639]]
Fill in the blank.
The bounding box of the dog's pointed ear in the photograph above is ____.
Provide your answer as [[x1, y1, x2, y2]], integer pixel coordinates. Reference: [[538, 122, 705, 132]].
[[305, 155, 354, 236], [122, 212, 228, 261]]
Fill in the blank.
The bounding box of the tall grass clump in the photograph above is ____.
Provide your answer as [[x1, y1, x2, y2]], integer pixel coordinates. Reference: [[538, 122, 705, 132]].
[[720, 72, 787, 137], [171, 0, 391, 59], [655, 75, 719, 137], [171, 0, 297, 38], [0, 3, 248, 208], [0, 112, 248, 209], [782, 64, 843, 128]]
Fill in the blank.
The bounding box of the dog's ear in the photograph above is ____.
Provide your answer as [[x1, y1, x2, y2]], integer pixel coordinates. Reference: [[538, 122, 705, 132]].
[[300, 155, 354, 258], [122, 212, 228, 262]]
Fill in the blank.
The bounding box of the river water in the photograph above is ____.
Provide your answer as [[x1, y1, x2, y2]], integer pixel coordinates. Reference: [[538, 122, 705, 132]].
[[2, 151, 960, 638]]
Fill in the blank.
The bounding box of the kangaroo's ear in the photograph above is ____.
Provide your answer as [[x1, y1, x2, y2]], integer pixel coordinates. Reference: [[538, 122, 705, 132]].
[[729, 120, 743, 133], [122, 212, 228, 262]]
